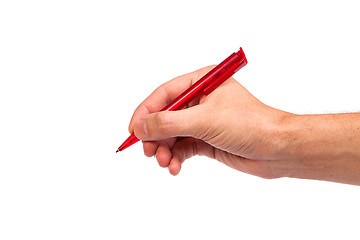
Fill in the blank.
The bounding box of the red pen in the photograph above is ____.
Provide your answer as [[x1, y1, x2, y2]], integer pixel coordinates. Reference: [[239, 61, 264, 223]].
[[116, 47, 248, 152]]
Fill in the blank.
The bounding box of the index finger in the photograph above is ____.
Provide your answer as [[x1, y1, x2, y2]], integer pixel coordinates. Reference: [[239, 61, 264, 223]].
[[128, 65, 214, 133]]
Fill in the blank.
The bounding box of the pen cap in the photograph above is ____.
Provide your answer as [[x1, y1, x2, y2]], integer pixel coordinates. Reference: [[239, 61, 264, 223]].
[[202, 48, 247, 95]]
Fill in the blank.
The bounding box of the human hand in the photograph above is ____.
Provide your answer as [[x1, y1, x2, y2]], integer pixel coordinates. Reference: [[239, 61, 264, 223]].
[[128, 66, 290, 177]]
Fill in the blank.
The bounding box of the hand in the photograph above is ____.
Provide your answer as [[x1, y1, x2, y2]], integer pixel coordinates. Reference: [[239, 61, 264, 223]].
[[128, 66, 289, 177]]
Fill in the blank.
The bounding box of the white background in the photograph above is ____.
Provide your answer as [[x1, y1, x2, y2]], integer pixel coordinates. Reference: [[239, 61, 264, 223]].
[[1, 0, 360, 239]]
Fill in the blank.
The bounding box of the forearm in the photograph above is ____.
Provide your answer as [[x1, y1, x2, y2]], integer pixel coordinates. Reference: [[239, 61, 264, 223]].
[[275, 113, 360, 185]]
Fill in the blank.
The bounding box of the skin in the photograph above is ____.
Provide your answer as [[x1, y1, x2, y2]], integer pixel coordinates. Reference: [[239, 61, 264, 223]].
[[128, 66, 360, 185]]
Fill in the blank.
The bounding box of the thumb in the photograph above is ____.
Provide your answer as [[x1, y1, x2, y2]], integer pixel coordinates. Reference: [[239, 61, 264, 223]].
[[133, 106, 206, 141]]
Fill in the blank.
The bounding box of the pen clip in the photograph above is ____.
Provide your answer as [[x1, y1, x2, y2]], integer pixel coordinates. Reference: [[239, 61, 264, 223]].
[[202, 48, 247, 95]]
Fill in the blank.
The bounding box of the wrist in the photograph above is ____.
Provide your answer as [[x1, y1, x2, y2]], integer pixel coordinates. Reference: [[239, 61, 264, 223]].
[[270, 113, 360, 184], [261, 109, 296, 161], [265, 113, 316, 179], [264, 112, 323, 179], [274, 113, 349, 162]]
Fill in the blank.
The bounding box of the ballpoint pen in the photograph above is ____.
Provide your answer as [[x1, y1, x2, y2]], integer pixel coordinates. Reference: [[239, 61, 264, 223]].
[[116, 47, 247, 153]]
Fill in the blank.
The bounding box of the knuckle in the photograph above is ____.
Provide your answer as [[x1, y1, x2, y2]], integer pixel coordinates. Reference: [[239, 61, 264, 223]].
[[152, 112, 172, 136], [256, 162, 279, 179], [245, 160, 278, 180], [259, 172, 277, 180]]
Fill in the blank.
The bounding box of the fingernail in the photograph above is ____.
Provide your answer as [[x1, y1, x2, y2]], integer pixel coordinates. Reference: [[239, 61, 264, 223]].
[[138, 119, 148, 138]]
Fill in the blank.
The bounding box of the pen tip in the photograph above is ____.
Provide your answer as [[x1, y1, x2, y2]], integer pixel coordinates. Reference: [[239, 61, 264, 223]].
[[116, 149, 119, 153]]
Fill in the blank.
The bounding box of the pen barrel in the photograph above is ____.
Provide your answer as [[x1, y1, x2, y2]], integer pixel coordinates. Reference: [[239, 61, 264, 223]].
[[161, 48, 247, 111], [117, 48, 247, 152]]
